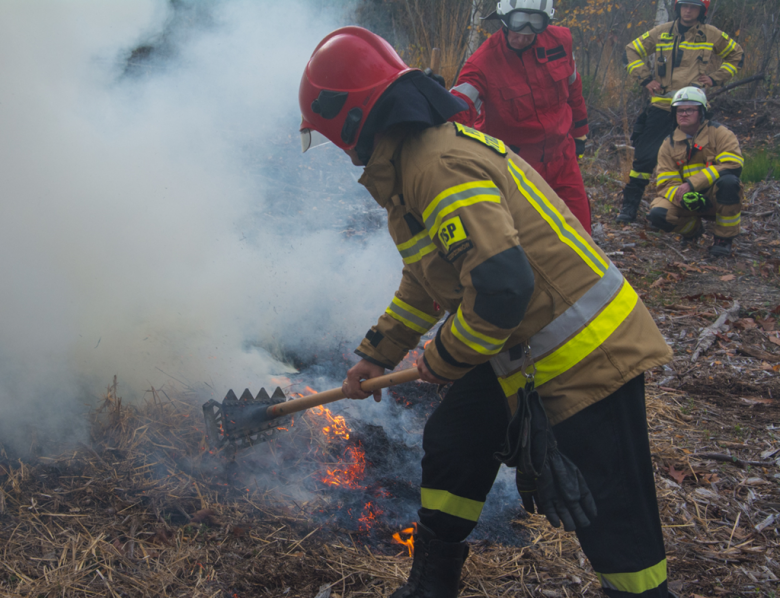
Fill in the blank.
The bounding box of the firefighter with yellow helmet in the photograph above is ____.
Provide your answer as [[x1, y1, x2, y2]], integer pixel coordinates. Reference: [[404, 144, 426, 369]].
[[617, 0, 743, 223], [647, 86, 743, 257], [300, 26, 675, 597]]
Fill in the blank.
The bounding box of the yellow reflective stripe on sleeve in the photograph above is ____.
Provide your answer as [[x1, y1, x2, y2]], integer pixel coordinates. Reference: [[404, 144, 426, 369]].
[[716, 152, 744, 166], [451, 305, 508, 356], [664, 185, 679, 202], [631, 39, 647, 59], [597, 559, 667, 595], [397, 230, 437, 264], [627, 59, 645, 74], [629, 170, 652, 180], [651, 96, 673, 105], [683, 164, 704, 177], [422, 181, 502, 237], [385, 297, 439, 334], [657, 171, 682, 183], [716, 212, 741, 227], [508, 159, 609, 276], [533, 280, 638, 386], [721, 62, 738, 76], [703, 166, 720, 185], [420, 488, 484, 522], [718, 38, 736, 57]]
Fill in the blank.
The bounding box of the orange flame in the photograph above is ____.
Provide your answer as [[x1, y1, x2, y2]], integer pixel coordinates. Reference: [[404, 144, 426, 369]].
[[392, 525, 416, 557], [358, 501, 384, 531]]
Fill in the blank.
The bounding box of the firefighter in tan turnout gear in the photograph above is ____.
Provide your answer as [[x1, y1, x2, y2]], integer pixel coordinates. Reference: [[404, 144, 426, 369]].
[[617, 0, 743, 223], [300, 26, 675, 598], [647, 87, 743, 257]]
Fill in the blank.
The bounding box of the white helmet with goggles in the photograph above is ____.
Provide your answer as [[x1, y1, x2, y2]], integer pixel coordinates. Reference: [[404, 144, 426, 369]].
[[671, 86, 708, 108], [483, 0, 555, 34]]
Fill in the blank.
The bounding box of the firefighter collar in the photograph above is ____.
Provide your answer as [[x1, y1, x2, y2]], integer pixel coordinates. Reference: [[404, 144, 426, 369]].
[[359, 127, 407, 207]]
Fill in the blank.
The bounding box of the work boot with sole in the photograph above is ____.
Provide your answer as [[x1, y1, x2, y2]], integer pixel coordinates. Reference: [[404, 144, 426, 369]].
[[616, 188, 644, 223], [680, 227, 704, 248], [709, 235, 733, 257], [390, 523, 469, 598]]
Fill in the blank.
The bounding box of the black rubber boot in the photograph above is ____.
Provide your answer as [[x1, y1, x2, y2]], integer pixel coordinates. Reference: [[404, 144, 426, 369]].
[[616, 187, 644, 223], [709, 235, 733, 257], [390, 523, 469, 598]]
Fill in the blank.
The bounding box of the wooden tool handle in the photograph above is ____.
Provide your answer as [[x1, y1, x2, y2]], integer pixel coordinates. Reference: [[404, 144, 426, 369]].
[[430, 47, 441, 75], [265, 367, 421, 419]]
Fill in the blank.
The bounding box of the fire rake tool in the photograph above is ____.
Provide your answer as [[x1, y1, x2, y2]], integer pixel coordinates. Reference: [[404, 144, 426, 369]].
[[202, 368, 420, 452]]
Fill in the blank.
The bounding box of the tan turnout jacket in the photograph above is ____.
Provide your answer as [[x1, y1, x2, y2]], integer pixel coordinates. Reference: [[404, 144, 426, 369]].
[[355, 123, 672, 424], [626, 21, 743, 110]]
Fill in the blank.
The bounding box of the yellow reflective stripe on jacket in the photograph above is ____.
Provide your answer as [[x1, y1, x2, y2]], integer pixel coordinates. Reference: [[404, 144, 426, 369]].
[[451, 305, 508, 356], [420, 488, 483, 522], [386, 296, 438, 335], [533, 279, 638, 387], [719, 36, 737, 57], [664, 185, 679, 202], [720, 62, 738, 76], [508, 159, 608, 277], [597, 559, 667, 595], [627, 59, 645, 74], [679, 41, 713, 51], [630, 38, 647, 59], [423, 181, 501, 236], [656, 42, 674, 51], [716, 212, 741, 227], [702, 165, 720, 185], [683, 164, 704, 177], [656, 171, 681, 184], [716, 152, 744, 166], [651, 96, 673, 105], [397, 230, 437, 264]]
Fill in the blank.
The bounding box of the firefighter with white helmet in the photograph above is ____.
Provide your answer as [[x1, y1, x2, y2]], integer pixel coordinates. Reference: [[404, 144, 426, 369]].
[[300, 26, 675, 598], [647, 86, 743, 257], [450, 0, 593, 233], [616, 0, 744, 223]]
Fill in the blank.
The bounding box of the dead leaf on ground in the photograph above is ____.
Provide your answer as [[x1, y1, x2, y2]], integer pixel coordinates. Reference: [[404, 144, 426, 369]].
[[735, 318, 757, 330], [757, 317, 776, 331], [665, 463, 690, 484], [651, 277, 667, 288], [769, 336, 780, 346], [720, 274, 736, 281]]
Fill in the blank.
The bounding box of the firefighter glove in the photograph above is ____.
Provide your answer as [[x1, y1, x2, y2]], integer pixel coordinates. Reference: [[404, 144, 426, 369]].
[[575, 137, 586, 160], [681, 191, 709, 212], [494, 381, 548, 476], [423, 68, 446, 88]]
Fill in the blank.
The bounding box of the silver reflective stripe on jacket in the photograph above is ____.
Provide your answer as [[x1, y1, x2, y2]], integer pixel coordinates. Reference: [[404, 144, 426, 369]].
[[490, 263, 624, 377], [451, 82, 483, 114]]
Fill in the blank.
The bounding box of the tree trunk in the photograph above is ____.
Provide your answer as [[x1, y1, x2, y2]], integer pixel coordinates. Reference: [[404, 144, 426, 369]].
[[654, 0, 670, 27]]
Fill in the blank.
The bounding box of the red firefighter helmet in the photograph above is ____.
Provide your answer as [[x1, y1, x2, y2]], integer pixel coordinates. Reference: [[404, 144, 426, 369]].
[[299, 27, 415, 152], [674, 0, 709, 20]]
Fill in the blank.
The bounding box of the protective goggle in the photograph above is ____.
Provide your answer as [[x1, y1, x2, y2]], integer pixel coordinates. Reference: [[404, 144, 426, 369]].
[[502, 10, 550, 34], [300, 127, 330, 153]]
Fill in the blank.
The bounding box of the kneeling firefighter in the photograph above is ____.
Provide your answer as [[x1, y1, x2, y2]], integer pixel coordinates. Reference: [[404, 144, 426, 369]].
[[299, 27, 675, 598], [647, 86, 743, 257]]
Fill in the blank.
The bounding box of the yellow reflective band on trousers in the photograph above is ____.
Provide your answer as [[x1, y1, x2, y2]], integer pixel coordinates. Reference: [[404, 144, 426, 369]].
[[451, 305, 508, 356], [497, 279, 638, 395], [508, 159, 608, 277], [397, 230, 436, 264], [420, 488, 484, 522], [629, 170, 652, 180], [680, 219, 697, 235], [386, 297, 439, 334], [422, 181, 502, 236], [597, 559, 667, 595], [716, 212, 741, 227]]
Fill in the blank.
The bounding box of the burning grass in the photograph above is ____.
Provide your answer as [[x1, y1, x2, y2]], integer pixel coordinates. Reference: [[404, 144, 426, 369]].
[[1, 368, 779, 596]]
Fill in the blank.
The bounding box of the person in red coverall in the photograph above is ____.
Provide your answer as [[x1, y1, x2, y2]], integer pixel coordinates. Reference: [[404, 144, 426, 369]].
[[451, 0, 592, 233]]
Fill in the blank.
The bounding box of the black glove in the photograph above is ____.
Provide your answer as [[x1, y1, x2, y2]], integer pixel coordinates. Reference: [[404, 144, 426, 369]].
[[682, 191, 709, 212], [496, 381, 597, 532], [423, 68, 446, 88], [574, 138, 586, 159]]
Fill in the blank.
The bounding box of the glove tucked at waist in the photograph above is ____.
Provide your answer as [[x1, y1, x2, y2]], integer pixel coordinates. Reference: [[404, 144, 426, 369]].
[[495, 381, 597, 532]]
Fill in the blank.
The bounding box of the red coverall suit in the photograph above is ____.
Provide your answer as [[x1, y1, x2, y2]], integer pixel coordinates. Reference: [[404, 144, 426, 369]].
[[451, 26, 592, 233]]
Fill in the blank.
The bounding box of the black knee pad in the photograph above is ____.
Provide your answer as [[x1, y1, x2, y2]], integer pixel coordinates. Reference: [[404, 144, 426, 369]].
[[715, 174, 741, 205], [647, 207, 675, 232]]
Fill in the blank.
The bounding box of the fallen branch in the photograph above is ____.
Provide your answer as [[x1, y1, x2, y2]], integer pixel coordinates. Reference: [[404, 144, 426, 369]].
[[709, 73, 765, 98], [691, 301, 740, 362], [693, 452, 775, 468], [738, 345, 780, 363]]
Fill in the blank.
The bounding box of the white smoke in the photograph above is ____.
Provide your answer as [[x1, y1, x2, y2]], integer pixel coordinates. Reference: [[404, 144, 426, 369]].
[[0, 0, 401, 453]]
